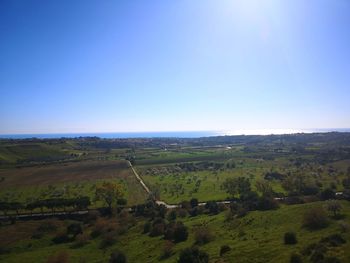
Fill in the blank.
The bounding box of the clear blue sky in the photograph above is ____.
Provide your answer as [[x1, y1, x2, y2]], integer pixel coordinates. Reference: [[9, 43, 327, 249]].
[[0, 0, 349, 134]]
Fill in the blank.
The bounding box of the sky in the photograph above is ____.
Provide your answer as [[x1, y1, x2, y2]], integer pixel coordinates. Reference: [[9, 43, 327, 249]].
[[0, 0, 349, 134]]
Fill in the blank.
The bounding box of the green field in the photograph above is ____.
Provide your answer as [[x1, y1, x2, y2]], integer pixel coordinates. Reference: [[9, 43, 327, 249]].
[[0, 160, 148, 207], [1, 201, 350, 262], [1, 134, 350, 262], [136, 150, 350, 203]]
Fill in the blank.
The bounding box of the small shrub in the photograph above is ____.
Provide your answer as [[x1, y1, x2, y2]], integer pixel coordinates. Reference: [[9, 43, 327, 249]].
[[173, 222, 188, 243], [257, 196, 279, 210], [238, 229, 246, 238], [67, 223, 82, 238], [38, 220, 59, 232], [302, 242, 328, 263], [46, 251, 70, 263], [302, 207, 329, 230], [52, 231, 70, 244], [190, 206, 204, 217], [338, 220, 350, 233], [194, 226, 214, 245], [178, 246, 209, 263], [161, 240, 174, 259], [284, 232, 297, 245], [149, 223, 165, 237], [100, 232, 118, 249], [109, 250, 127, 263], [177, 208, 188, 218], [91, 218, 118, 238], [90, 218, 108, 238], [323, 256, 341, 263], [219, 245, 231, 256], [72, 233, 89, 248], [164, 222, 176, 240], [320, 234, 346, 247], [86, 210, 100, 223], [116, 198, 127, 206], [190, 198, 198, 208], [167, 210, 177, 221], [143, 221, 151, 234], [118, 210, 135, 225], [326, 200, 342, 218], [320, 188, 335, 200], [180, 201, 191, 210], [229, 203, 248, 218], [218, 203, 228, 212], [205, 201, 219, 215], [0, 246, 10, 255], [290, 253, 302, 263], [31, 231, 44, 239], [285, 196, 304, 205]]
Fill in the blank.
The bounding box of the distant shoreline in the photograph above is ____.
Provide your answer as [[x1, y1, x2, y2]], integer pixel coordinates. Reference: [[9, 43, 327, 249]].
[[1, 129, 350, 139]]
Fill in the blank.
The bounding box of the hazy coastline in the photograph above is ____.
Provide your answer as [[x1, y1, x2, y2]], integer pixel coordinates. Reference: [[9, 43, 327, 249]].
[[1, 128, 350, 139]]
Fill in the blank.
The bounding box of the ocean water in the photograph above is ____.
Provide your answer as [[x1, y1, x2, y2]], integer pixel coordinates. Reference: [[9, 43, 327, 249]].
[[0, 128, 350, 139], [0, 131, 220, 139]]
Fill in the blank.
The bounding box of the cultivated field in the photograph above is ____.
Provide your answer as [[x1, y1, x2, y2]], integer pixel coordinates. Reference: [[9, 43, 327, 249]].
[[136, 147, 350, 203], [0, 160, 148, 206], [1, 134, 350, 263]]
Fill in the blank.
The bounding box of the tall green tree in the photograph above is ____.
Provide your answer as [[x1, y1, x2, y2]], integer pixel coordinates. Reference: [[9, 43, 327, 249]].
[[221, 177, 251, 198], [95, 182, 124, 210]]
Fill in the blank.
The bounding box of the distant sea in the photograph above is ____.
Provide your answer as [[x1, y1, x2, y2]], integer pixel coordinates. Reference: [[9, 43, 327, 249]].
[[1, 128, 350, 139]]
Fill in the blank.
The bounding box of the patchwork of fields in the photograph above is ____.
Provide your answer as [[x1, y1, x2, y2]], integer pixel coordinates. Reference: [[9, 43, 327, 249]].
[[0, 160, 148, 206], [1, 134, 350, 263]]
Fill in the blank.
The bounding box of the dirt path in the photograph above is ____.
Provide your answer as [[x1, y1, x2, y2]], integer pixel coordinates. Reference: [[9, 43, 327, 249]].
[[127, 161, 234, 208]]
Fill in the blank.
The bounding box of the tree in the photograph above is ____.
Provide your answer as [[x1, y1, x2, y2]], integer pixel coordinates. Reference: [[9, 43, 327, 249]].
[[67, 223, 82, 238], [205, 201, 219, 215], [282, 173, 309, 195], [109, 250, 127, 263], [46, 251, 70, 263], [95, 182, 124, 211], [173, 221, 188, 243], [0, 202, 10, 216], [342, 176, 350, 189], [180, 201, 191, 210], [194, 226, 214, 245], [257, 196, 279, 211], [167, 210, 177, 221], [303, 207, 329, 230], [221, 177, 251, 198], [8, 202, 23, 215], [75, 196, 91, 210], [178, 247, 209, 263], [255, 179, 273, 197], [161, 241, 174, 259], [190, 198, 198, 208], [116, 198, 127, 206], [326, 200, 342, 217], [290, 253, 302, 263], [320, 188, 335, 200], [219, 245, 231, 256], [284, 232, 297, 244]]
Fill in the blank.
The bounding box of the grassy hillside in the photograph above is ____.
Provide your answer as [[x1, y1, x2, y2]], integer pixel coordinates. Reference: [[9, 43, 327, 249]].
[[1, 201, 349, 262]]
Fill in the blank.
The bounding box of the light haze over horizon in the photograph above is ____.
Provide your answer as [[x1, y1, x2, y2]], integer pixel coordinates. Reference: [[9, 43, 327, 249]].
[[1, 0, 349, 134]]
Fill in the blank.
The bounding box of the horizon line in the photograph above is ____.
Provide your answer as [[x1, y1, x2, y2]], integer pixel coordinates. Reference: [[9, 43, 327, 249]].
[[1, 128, 350, 139]]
